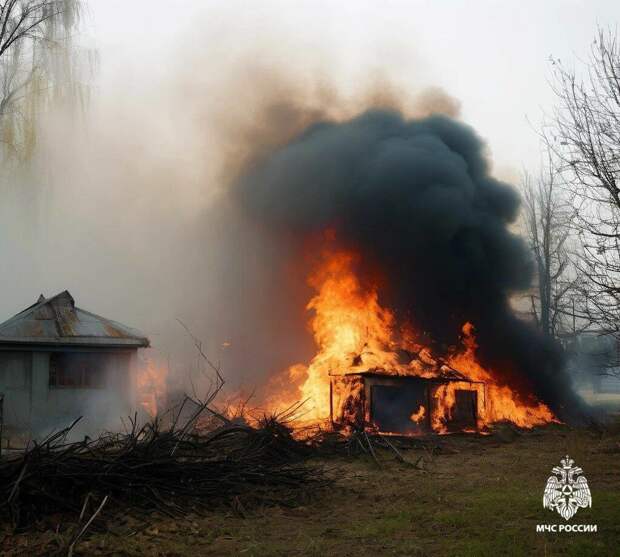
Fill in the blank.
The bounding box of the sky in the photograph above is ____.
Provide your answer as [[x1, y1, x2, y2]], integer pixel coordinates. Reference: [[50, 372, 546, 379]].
[[89, 0, 620, 175], [2, 0, 620, 377]]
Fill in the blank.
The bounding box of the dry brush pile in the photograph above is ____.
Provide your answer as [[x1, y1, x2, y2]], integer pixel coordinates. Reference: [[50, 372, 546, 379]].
[[0, 401, 328, 531]]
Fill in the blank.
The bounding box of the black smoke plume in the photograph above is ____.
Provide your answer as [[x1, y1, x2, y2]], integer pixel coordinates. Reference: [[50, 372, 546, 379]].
[[232, 108, 580, 420]]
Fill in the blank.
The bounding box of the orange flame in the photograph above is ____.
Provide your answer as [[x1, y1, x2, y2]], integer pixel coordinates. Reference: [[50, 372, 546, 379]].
[[137, 358, 168, 417], [439, 323, 557, 431], [266, 247, 558, 432], [410, 405, 426, 424]]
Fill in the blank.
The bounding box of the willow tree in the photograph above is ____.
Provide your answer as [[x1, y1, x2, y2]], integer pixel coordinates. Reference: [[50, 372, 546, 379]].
[[0, 0, 89, 160]]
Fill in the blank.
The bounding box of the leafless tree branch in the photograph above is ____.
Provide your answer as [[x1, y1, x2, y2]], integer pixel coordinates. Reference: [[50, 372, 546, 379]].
[[542, 26, 620, 373], [521, 157, 576, 337]]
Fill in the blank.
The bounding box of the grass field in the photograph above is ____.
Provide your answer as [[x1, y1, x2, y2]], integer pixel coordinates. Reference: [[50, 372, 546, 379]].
[[3, 423, 619, 556]]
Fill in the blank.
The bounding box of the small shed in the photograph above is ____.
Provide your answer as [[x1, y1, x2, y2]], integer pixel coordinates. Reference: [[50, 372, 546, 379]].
[[330, 370, 484, 435], [0, 291, 149, 440]]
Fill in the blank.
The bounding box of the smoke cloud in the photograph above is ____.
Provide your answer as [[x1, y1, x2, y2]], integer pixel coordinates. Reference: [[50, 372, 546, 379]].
[[231, 109, 580, 419], [0, 43, 434, 396]]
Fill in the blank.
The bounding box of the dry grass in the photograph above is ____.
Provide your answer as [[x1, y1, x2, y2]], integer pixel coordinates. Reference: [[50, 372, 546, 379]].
[[2, 423, 619, 556]]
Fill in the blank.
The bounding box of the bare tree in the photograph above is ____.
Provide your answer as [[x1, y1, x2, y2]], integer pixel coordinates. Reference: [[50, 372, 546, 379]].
[[0, 0, 88, 160], [544, 27, 620, 337], [521, 158, 575, 337]]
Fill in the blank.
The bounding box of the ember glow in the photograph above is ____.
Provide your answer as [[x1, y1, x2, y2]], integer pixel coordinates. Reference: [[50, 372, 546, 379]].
[[137, 358, 168, 417], [265, 246, 557, 434]]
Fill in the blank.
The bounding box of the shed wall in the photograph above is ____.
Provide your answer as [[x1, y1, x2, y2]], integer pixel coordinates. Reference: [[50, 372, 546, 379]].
[[0, 349, 138, 439], [0, 352, 32, 431]]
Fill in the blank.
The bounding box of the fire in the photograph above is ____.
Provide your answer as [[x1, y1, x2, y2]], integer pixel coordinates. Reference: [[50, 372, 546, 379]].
[[410, 405, 426, 424], [266, 249, 400, 419], [137, 358, 168, 417], [439, 323, 557, 432], [267, 246, 558, 433]]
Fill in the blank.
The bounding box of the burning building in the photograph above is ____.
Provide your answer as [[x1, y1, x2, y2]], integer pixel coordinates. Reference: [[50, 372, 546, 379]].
[[260, 249, 558, 435], [230, 108, 580, 433], [331, 371, 482, 435], [0, 291, 149, 441]]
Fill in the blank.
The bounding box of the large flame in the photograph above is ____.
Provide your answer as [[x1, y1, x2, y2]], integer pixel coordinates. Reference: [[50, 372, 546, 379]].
[[266, 247, 557, 432]]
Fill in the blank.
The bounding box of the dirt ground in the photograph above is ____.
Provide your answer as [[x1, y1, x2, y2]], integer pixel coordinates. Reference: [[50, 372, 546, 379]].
[[2, 423, 619, 556]]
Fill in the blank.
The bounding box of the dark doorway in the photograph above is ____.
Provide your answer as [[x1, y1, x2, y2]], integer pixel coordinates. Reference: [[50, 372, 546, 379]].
[[447, 389, 478, 431], [370, 380, 429, 434]]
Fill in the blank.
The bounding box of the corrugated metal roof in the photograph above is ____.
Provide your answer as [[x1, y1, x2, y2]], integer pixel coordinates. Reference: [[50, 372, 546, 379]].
[[0, 291, 150, 348]]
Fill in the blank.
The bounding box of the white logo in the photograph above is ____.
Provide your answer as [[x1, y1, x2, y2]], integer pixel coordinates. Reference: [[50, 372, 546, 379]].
[[543, 455, 591, 521]]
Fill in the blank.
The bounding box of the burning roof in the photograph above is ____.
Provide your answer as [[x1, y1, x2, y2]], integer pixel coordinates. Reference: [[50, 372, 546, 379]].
[[336, 346, 476, 382], [0, 290, 149, 348]]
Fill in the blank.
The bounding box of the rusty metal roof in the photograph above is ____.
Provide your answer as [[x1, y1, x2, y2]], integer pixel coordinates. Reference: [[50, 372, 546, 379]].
[[0, 291, 150, 348]]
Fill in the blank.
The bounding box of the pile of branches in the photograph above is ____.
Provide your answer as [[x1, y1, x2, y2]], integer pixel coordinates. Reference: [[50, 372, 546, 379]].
[[0, 401, 326, 529]]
